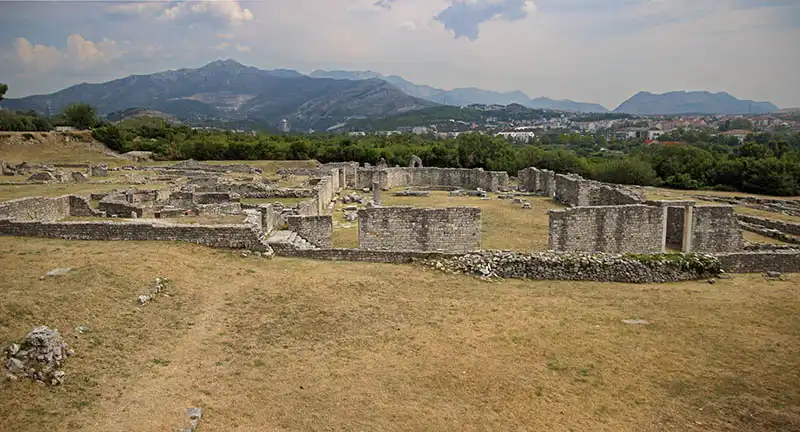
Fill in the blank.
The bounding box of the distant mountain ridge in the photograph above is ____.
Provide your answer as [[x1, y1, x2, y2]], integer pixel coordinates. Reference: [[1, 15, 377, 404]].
[[310, 70, 610, 113], [1, 60, 435, 130], [614, 91, 778, 115]]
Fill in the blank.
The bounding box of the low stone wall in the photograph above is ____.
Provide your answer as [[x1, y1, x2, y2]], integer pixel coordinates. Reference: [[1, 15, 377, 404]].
[[738, 221, 800, 245], [358, 206, 481, 252], [423, 251, 721, 283], [355, 167, 509, 192], [286, 215, 333, 248], [68, 196, 104, 217], [549, 205, 664, 253], [717, 250, 800, 273], [0, 219, 270, 251], [691, 206, 742, 252], [554, 174, 644, 207], [0, 196, 70, 221], [273, 247, 458, 263], [737, 214, 800, 236], [98, 200, 143, 218]]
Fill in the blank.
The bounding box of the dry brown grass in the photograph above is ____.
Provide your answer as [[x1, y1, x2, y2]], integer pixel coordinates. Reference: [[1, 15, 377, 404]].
[[0, 132, 124, 166], [332, 190, 562, 250], [0, 237, 798, 431]]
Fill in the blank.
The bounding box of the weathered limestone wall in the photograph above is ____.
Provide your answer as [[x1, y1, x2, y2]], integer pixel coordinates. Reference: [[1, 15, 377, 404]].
[[691, 206, 743, 252], [259, 204, 283, 234], [286, 215, 333, 248], [355, 167, 509, 192], [358, 206, 481, 252], [0, 196, 70, 221], [554, 174, 644, 207], [549, 205, 665, 253], [737, 214, 800, 236], [717, 250, 800, 273], [98, 201, 144, 218], [68, 196, 104, 217], [297, 172, 337, 217], [517, 167, 556, 197], [0, 219, 270, 251], [554, 174, 585, 206]]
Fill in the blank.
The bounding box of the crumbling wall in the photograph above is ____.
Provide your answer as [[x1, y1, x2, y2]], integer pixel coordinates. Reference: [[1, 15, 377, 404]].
[[98, 200, 144, 218], [717, 250, 800, 273], [518, 167, 556, 197], [259, 204, 283, 234], [549, 205, 665, 253], [554, 174, 644, 207], [355, 167, 509, 192], [554, 174, 585, 207], [691, 206, 743, 252], [286, 215, 333, 249], [68, 196, 104, 217], [0, 196, 70, 221], [358, 206, 481, 252], [737, 215, 800, 236], [0, 219, 270, 251]]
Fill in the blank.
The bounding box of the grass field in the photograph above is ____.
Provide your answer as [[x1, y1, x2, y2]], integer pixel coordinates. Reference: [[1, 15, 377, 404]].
[[0, 237, 798, 431]]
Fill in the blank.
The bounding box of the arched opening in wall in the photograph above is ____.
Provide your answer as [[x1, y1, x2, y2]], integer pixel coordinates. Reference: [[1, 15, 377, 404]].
[[409, 155, 423, 168]]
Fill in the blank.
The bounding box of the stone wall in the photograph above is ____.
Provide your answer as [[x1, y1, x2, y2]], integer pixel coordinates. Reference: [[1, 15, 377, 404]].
[[549, 205, 665, 253], [0, 196, 69, 221], [259, 204, 283, 234], [0, 219, 270, 251], [717, 250, 800, 273], [691, 206, 743, 252], [517, 167, 556, 197], [554, 174, 643, 207], [286, 215, 333, 248], [737, 214, 800, 236], [355, 167, 509, 192], [358, 206, 481, 252], [98, 201, 143, 218], [68, 196, 104, 217]]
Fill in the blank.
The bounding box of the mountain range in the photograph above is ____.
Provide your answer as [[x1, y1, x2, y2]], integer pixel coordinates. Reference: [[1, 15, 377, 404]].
[[0, 59, 781, 130], [1, 60, 435, 130], [614, 91, 778, 115], [310, 70, 610, 113]]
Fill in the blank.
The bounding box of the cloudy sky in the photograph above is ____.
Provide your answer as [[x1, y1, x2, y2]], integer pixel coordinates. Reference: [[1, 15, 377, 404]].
[[1, 0, 798, 109]]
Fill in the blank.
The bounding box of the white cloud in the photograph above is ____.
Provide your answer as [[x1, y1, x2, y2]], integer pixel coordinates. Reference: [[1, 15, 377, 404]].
[[106, 2, 164, 15], [1, 0, 798, 108], [14, 34, 122, 72], [160, 0, 254, 25]]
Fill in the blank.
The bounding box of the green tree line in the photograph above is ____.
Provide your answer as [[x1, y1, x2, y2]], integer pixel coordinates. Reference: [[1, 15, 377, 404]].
[[88, 119, 800, 196]]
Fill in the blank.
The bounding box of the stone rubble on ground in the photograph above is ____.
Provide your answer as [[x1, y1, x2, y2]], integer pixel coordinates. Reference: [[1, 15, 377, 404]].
[[4, 326, 73, 385], [137, 277, 170, 306], [40, 267, 72, 280], [622, 319, 650, 325], [763, 271, 782, 279], [421, 251, 722, 284]]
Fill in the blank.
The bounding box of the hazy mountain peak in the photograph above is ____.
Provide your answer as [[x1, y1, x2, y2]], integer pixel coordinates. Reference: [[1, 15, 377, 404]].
[[615, 90, 778, 114]]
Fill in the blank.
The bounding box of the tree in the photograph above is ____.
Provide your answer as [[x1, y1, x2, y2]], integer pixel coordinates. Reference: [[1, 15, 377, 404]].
[[62, 103, 98, 130], [0, 83, 7, 102]]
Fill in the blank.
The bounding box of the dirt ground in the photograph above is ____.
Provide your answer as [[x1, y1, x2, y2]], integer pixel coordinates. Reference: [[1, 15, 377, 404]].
[[0, 237, 798, 432]]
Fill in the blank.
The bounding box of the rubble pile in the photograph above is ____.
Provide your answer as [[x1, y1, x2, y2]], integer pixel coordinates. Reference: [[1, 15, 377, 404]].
[[423, 251, 722, 283], [138, 277, 171, 305], [4, 326, 73, 385]]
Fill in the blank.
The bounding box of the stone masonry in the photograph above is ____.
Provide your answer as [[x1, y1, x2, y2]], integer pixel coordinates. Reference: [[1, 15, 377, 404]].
[[549, 204, 665, 253], [358, 206, 481, 252]]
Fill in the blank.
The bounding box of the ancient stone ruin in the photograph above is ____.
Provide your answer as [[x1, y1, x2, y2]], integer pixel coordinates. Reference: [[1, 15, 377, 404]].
[[0, 157, 797, 282], [4, 326, 73, 385]]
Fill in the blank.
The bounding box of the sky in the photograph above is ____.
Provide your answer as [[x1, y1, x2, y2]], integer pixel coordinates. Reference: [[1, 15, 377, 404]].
[[0, 0, 798, 109]]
